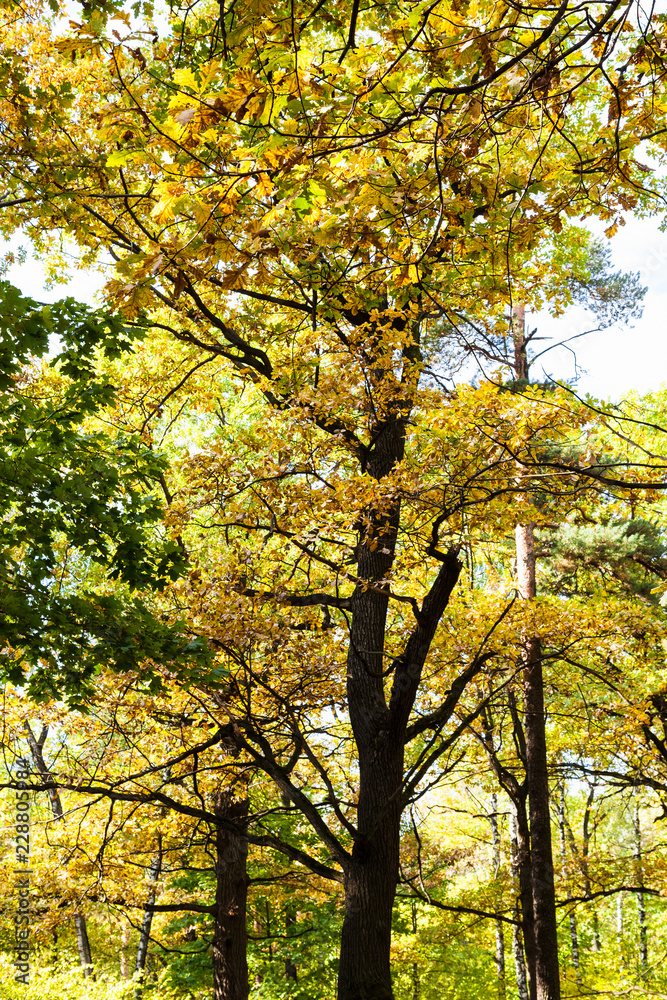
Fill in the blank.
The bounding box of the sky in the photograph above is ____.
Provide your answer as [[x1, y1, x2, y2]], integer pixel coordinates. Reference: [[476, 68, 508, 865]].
[[2, 213, 666, 403], [527, 214, 667, 401]]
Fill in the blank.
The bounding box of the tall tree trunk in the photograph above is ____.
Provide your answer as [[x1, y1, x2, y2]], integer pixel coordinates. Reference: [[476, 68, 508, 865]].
[[563, 782, 601, 956], [24, 723, 94, 977], [489, 794, 506, 1000], [135, 841, 162, 980], [513, 303, 560, 1000], [338, 742, 403, 1000], [509, 802, 533, 1000], [616, 892, 624, 973], [581, 785, 601, 955], [516, 525, 560, 1000], [557, 782, 581, 986], [633, 801, 648, 977], [213, 789, 249, 1000], [335, 315, 462, 1000], [337, 536, 460, 999]]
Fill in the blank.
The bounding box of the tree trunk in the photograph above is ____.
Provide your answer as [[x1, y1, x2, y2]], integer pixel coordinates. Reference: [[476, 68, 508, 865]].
[[489, 794, 506, 1000], [512, 903, 530, 1000], [334, 317, 462, 999], [512, 303, 560, 1000], [633, 802, 648, 977], [557, 782, 581, 986], [135, 842, 162, 980], [213, 790, 249, 1000], [509, 800, 535, 1000], [337, 537, 461, 1000], [24, 723, 95, 978], [120, 922, 130, 979], [616, 892, 623, 972], [338, 745, 403, 1000], [516, 524, 561, 1000], [74, 913, 94, 976], [411, 901, 420, 1000], [591, 912, 601, 954], [284, 905, 297, 981], [338, 416, 406, 1000], [581, 785, 601, 955]]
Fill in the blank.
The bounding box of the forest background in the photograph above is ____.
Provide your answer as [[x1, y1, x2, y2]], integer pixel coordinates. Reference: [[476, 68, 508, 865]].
[[2, 2, 667, 1000]]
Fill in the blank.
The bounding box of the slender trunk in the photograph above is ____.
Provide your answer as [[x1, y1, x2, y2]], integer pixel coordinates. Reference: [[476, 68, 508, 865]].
[[509, 806, 531, 1000], [565, 783, 600, 955], [512, 302, 560, 999], [557, 782, 581, 986], [252, 912, 264, 986], [24, 723, 95, 977], [581, 788, 601, 955], [633, 802, 648, 977], [135, 842, 162, 978], [120, 922, 130, 979], [213, 790, 249, 1000], [516, 524, 560, 1000], [74, 913, 94, 976], [284, 906, 297, 981], [591, 913, 601, 954], [411, 901, 420, 1000], [489, 794, 506, 1000], [568, 915, 580, 987], [616, 892, 623, 972], [512, 303, 529, 381]]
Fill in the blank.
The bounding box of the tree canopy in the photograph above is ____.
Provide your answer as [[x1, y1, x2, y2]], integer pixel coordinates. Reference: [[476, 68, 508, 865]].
[[1, 3, 667, 1000]]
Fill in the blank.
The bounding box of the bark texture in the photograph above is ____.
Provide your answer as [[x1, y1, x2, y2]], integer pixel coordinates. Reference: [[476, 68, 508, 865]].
[[213, 790, 249, 1000], [74, 913, 94, 976], [337, 395, 462, 999], [509, 807, 530, 1000], [516, 523, 561, 1000]]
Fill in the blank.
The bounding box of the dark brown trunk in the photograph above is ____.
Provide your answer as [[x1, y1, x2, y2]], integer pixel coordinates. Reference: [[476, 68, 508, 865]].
[[337, 326, 461, 999], [338, 744, 403, 1000], [511, 304, 560, 1000], [516, 524, 560, 1000], [513, 795, 538, 1000], [213, 790, 249, 1000], [509, 806, 531, 1000], [338, 418, 405, 1000]]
